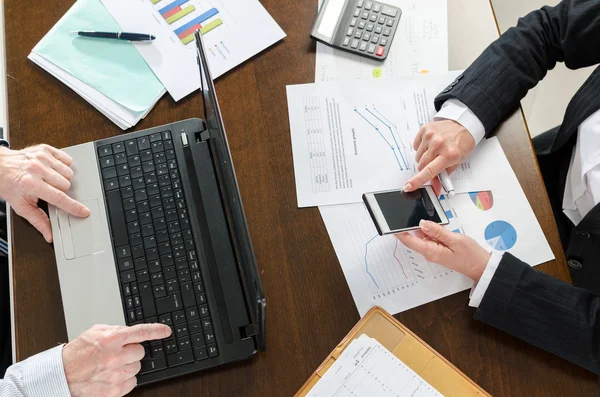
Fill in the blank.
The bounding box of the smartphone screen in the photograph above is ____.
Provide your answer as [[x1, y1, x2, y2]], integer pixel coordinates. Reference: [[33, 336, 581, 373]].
[[374, 189, 442, 231]]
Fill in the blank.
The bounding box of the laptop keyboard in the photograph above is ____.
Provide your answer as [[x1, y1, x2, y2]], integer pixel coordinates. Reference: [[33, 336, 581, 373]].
[[97, 131, 218, 375]]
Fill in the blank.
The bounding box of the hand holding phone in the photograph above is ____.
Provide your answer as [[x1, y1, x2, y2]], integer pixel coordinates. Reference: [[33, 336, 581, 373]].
[[362, 186, 449, 235]]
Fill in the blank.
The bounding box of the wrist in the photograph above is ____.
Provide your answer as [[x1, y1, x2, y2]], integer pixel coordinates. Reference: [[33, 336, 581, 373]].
[[468, 251, 491, 283]]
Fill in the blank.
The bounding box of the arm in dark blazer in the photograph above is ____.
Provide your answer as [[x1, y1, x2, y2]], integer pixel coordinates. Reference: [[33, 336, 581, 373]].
[[435, 0, 600, 135], [476, 253, 600, 374]]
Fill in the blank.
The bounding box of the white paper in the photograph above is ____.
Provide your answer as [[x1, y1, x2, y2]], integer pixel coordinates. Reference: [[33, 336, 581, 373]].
[[287, 72, 493, 207], [307, 335, 442, 397], [319, 138, 554, 316], [102, 0, 286, 101], [315, 0, 448, 82]]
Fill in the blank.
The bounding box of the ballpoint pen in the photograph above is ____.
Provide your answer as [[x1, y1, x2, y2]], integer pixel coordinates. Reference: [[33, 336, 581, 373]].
[[438, 169, 455, 196], [71, 31, 156, 41]]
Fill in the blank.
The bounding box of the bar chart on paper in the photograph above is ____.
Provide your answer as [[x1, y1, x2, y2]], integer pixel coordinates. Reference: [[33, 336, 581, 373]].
[[151, 0, 225, 45]]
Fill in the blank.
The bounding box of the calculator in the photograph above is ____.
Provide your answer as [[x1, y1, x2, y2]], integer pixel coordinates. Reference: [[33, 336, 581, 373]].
[[311, 0, 401, 61]]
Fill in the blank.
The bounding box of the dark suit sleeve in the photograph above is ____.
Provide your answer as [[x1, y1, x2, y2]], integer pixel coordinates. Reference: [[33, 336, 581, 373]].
[[435, 0, 600, 135], [475, 253, 600, 374]]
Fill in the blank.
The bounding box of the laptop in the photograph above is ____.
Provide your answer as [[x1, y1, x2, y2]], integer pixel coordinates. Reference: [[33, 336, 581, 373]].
[[48, 30, 266, 385]]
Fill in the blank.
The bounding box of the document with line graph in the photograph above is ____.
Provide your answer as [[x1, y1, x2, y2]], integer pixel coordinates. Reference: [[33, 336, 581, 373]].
[[286, 71, 494, 208], [102, 0, 285, 101], [307, 335, 442, 397]]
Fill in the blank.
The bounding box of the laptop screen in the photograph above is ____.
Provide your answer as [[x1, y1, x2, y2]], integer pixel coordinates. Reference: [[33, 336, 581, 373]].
[[194, 31, 266, 350]]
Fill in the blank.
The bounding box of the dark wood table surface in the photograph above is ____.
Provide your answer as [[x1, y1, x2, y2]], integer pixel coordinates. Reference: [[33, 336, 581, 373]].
[[5, 0, 600, 395]]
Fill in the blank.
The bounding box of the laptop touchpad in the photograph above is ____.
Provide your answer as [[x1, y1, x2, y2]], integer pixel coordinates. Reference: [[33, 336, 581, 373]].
[[58, 199, 106, 259]]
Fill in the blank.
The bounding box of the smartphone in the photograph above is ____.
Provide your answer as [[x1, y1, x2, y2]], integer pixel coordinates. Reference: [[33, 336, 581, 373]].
[[362, 186, 449, 235]]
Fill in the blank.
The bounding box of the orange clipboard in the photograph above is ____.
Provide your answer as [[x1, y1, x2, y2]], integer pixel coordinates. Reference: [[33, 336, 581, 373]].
[[295, 306, 491, 397]]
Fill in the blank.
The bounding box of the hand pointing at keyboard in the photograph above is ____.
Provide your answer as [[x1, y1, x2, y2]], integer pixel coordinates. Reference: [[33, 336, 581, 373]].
[[0, 144, 90, 243]]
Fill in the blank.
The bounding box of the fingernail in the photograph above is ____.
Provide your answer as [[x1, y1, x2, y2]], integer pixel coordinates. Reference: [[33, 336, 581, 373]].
[[403, 183, 412, 192], [419, 220, 430, 231], [81, 206, 91, 217]]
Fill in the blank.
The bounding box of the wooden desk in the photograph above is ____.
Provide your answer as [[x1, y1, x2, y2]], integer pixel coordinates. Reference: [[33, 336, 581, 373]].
[[5, 0, 599, 395]]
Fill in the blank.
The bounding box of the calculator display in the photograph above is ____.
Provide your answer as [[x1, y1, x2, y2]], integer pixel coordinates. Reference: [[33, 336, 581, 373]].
[[311, 0, 401, 61]]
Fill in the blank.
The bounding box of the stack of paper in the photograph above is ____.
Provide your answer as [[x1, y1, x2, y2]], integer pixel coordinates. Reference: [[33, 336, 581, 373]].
[[28, 0, 166, 129], [307, 335, 442, 397]]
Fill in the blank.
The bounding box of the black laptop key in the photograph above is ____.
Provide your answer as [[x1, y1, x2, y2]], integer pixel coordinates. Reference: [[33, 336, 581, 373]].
[[173, 310, 186, 324], [166, 149, 176, 160], [135, 189, 148, 203], [128, 310, 136, 323], [166, 279, 179, 293], [142, 161, 154, 174], [164, 339, 177, 355], [130, 234, 142, 247], [176, 258, 187, 270], [172, 179, 181, 190], [139, 213, 152, 226], [154, 218, 167, 231], [185, 239, 194, 251], [151, 206, 164, 220], [126, 297, 134, 310], [125, 209, 138, 223], [181, 219, 190, 230], [207, 344, 218, 358], [151, 272, 164, 287], [143, 236, 157, 249], [154, 285, 166, 298], [104, 179, 119, 191], [112, 142, 125, 154], [150, 133, 162, 143], [204, 330, 215, 345], [151, 141, 164, 153], [181, 282, 196, 308], [156, 164, 169, 176], [139, 282, 156, 318], [140, 357, 166, 374], [164, 266, 177, 280], [124, 284, 132, 296], [128, 155, 141, 168], [189, 261, 199, 271], [132, 245, 144, 259], [100, 156, 115, 168], [114, 153, 127, 165], [151, 341, 164, 358], [141, 224, 154, 238], [172, 245, 184, 259], [162, 131, 171, 140], [177, 336, 191, 351], [196, 293, 206, 305], [190, 332, 204, 348], [193, 283, 204, 294], [137, 201, 149, 214], [150, 195, 162, 208], [174, 189, 184, 200], [156, 292, 182, 315], [116, 245, 131, 259], [145, 172, 157, 185], [119, 176, 131, 188], [178, 269, 191, 283], [146, 248, 159, 261], [199, 305, 209, 317], [159, 313, 172, 326], [164, 139, 174, 150], [187, 250, 197, 262], [134, 257, 146, 270], [163, 198, 175, 210], [194, 347, 208, 361], [158, 241, 171, 256], [170, 170, 179, 180], [125, 140, 138, 156], [176, 199, 185, 210], [160, 186, 172, 198], [201, 318, 212, 331], [140, 149, 153, 162], [171, 233, 183, 246], [137, 137, 151, 151], [130, 167, 143, 181], [189, 321, 202, 335], [176, 325, 189, 338], [133, 295, 141, 308], [131, 282, 138, 294], [102, 167, 117, 180], [145, 316, 157, 324], [167, 350, 193, 368], [166, 210, 178, 223], [168, 221, 180, 234], [158, 175, 170, 187], [98, 145, 112, 157], [116, 164, 129, 177], [121, 270, 136, 284], [154, 153, 166, 164], [149, 260, 161, 274], [156, 229, 169, 243], [132, 176, 144, 189], [147, 183, 160, 196], [167, 160, 177, 170], [127, 221, 140, 235], [121, 186, 134, 199]]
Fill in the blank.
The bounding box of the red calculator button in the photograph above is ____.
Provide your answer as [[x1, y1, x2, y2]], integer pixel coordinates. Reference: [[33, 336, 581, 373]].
[[376, 46, 384, 56]]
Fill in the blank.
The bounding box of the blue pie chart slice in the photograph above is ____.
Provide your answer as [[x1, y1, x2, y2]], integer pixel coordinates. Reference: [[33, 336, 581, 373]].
[[484, 221, 517, 251]]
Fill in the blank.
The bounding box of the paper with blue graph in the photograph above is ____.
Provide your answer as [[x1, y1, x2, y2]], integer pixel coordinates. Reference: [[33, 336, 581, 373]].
[[102, 0, 286, 101], [319, 138, 554, 316], [287, 71, 493, 207]]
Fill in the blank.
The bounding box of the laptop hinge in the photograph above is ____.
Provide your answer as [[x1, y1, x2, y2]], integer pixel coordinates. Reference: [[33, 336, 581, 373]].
[[240, 323, 259, 339]]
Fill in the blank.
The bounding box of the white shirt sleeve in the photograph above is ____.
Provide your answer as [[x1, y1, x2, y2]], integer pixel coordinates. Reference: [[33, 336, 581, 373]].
[[468, 252, 504, 308], [434, 98, 486, 145], [0, 345, 71, 397]]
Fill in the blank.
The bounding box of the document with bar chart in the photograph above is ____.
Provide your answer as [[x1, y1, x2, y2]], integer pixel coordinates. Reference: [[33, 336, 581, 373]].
[[102, 0, 285, 101]]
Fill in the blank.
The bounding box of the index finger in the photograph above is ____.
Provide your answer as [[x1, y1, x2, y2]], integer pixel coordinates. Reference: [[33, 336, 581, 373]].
[[31, 182, 90, 217], [413, 124, 427, 151], [121, 324, 172, 345], [404, 157, 448, 192]]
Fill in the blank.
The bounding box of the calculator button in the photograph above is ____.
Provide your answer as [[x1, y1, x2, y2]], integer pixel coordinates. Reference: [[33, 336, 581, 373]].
[[357, 0, 364, 7], [378, 16, 385, 24], [371, 35, 379, 44], [383, 27, 391, 36], [370, 14, 378, 23], [380, 38, 388, 46], [350, 18, 357, 27], [368, 44, 376, 54], [346, 27, 354, 36], [354, 30, 362, 39], [353, 8, 360, 17], [376, 46, 385, 57], [366, 23, 374, 32], [365, 1, 373, 10], [359, 41, 368, 52], [361, 11, 369, 19], [386, 18, 394, 27], [351, 39, 360, 49], [343, 37, 351, 47], [375, 26, 383, 34], [381, 6, 398, 17], [373, 3, 381, 13], [363, 33, 371, 41], [358, 21, 366, 30]]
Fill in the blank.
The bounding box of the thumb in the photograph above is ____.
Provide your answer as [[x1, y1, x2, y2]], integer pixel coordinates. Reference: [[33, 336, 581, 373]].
[[419, 220, 454, 246], [17, 204, 53, 243]]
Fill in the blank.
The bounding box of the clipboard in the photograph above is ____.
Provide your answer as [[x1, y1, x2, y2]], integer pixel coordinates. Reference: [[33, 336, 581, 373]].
[[295, 306, 491, 397]]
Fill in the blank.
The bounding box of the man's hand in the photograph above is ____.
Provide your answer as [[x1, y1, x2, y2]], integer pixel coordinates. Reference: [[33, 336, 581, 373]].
[[0, 145, 90, 243], [396, 220, 491, 282], [404, 120, 475, 192], [63, 323, 172, 397]]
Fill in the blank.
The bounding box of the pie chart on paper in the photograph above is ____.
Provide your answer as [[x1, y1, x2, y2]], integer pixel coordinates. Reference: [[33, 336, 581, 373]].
[[469, 191, 494, 211], [484, 220, 517, 251]]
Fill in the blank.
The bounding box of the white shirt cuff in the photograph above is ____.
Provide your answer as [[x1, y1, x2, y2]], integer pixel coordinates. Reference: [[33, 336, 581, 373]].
[[23, 344, 71, 397], [468, 252, 504, 308], [434, 98, 486, 145]]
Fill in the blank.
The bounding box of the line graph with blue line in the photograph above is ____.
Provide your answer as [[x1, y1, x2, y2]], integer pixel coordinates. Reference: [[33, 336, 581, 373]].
[[354, 106, 414, 173]]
